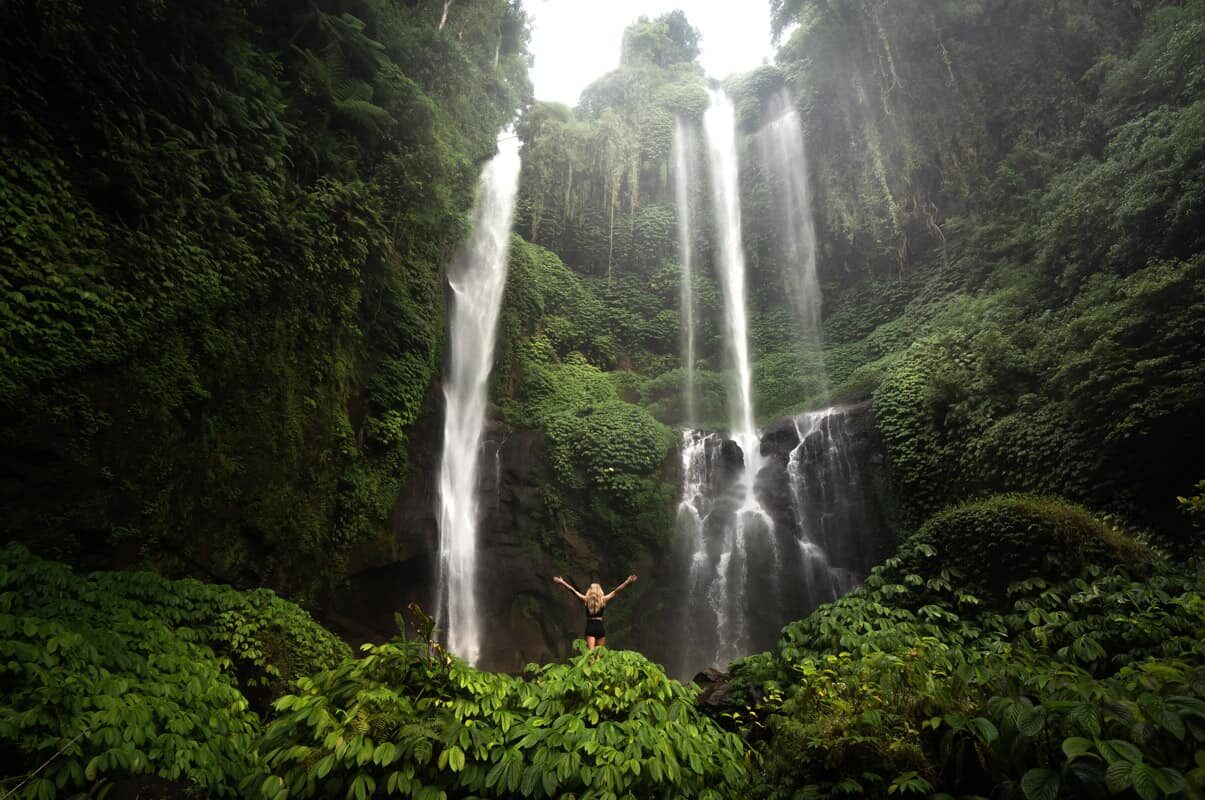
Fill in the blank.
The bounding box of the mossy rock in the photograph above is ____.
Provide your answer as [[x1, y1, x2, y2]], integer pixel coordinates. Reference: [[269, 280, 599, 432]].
[[896, 494, 1156, 598]]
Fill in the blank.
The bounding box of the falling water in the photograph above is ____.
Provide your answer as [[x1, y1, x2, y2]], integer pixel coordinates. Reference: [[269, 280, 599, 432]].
[[758, 89, 824, 356], [703, 88, 759, 459], [667, 405, 884, 677], [678, 87, 774, 668], [673, 430, 719, 676], [786, 408, 869, 609], [673, 117, 697, 426], [435, 132, 521, 665]]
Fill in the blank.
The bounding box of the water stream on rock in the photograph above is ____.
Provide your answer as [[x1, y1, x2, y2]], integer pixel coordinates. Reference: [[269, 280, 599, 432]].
[[670, 405, 883, 677], [673, 117, 698, 426], [757, 89, 826, 388], [435, 132, 521, 665]]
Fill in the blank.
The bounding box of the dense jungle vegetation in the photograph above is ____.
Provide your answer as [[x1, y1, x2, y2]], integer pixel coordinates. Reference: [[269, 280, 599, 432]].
[[2, 0, 1205, 797]]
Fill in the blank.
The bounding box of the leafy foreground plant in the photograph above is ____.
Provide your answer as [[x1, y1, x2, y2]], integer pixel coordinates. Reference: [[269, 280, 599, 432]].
[[734, 497, 1205, 800], [0, 544, 348, 798], [257, 641, 749, 799]]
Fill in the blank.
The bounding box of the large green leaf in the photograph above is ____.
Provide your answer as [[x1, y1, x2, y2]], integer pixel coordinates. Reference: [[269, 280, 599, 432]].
[[1021, 768, 1060, 800]]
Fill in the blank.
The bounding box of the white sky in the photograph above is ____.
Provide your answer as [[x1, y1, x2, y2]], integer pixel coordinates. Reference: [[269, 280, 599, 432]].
[[526, 1, 775, 106]]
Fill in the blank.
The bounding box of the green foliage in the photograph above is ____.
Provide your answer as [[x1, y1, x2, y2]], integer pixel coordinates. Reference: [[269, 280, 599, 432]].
[[257, 641, 749, 799], [737, 527, 1205, 800], [1179, 480, 1205, 532], [497, 238, 677, 566], [638, 366, 728, 426], [514, 344, 675, 566], [515, 15, 705, 280], [896, 495, 1156, 601], [620, 11, 702, 69], [870, 254, 1205, 531], [0, 545, 347, 797], [771, 0, 1152, 275], [0, 0, 530, 596]]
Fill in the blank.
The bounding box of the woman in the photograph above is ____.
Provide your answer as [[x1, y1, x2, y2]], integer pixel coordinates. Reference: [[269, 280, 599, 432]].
[[553, 574, 637, 649]]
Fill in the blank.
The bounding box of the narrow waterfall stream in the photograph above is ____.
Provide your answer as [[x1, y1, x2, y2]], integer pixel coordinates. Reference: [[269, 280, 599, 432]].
[[758, 89, 824, 356], [673, 117, 698, 427], [785, 408, 874, 609], [435, 133, 521, 665]]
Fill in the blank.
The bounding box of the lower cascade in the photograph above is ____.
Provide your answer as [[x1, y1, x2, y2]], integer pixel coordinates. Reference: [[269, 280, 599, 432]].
[[666, 403, 887, 677]]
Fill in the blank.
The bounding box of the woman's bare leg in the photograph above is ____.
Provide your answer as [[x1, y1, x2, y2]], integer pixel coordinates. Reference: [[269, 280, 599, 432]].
[[596, 637, 605, 648], [586, 636, 598, 649]]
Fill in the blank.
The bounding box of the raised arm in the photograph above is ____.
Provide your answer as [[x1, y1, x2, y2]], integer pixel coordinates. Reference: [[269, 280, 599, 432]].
[[604, 574, 637, 603], [553, 575, 586, 601]]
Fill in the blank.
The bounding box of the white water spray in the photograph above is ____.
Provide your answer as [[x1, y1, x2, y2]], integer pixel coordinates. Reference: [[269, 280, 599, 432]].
[[787, 408, 862, 608], [435, 133, 521, 665], [703, 89, 758, 456], [673, 117, 697, 426]]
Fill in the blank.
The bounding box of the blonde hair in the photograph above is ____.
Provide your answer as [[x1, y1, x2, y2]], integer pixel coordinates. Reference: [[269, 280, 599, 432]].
[[584, 583, 605, 616]]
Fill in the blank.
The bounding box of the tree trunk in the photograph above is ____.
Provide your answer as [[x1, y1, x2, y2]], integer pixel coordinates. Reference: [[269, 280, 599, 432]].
[[439, 0, 452, 31]]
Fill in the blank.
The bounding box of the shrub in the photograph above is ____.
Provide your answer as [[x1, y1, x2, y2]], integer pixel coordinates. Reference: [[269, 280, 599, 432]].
[[0, 546, 261, 796], [896, 495, 1155, 598], [740, 549, 1205, 800], [257, 641, 749, 799]]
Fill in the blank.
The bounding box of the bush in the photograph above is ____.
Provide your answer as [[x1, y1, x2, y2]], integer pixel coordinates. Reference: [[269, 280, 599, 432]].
[[257, 641, 749, 800], [739, 548, 1205, 800], [0, 545, 327, 797], [896, 495, 1155, 598]]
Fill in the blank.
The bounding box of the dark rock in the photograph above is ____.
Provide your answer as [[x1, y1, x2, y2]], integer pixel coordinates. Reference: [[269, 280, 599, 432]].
[[693, 668, 734, 708]]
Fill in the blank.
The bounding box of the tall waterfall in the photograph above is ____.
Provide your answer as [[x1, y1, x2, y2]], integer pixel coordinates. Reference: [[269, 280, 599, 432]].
[[435, 133, 521, 665], [757, 89, 824, 354], [673, 117, 698, 426], [703, 88, 759, 460], [660, 90, 884, 678], [678, 88, 775, 669]]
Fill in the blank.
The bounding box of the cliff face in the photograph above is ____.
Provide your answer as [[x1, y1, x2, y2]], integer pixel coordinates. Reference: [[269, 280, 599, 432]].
[[327, 402, 893, 677], [328, 419, 646, 672]]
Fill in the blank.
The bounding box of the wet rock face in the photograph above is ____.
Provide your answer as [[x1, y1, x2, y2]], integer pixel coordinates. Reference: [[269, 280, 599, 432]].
[[757, 401, 887, 547], [644, 402, 894, 680], [329, 424, 608, 672]]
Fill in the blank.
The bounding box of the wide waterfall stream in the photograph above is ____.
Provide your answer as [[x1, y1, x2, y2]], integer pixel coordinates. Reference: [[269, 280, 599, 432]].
[[667, 406, 885, 677], [657, 90, 885, 676], [435, 132, 521, 665]]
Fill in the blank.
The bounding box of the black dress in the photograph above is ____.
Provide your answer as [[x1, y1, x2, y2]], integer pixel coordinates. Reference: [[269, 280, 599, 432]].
[[584, 605, 605, 638]]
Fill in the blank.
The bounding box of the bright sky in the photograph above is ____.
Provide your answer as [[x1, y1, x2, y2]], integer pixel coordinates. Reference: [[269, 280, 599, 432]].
[[526, 1, 775, 106]]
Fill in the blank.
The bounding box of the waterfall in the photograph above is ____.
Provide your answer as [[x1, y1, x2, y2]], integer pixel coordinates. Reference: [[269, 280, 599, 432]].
[[786, 408, 869, 609], [435, 132, 521, 665], [689, 88, 775, 668], [667, 405, 883, 677], [758, 89, 824, 353], [673, 117, 697, 426], [703, 88, 758, 458]]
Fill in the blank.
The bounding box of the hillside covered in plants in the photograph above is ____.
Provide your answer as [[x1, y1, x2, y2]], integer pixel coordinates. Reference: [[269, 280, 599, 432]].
[[2, 0, 1204, 798]]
